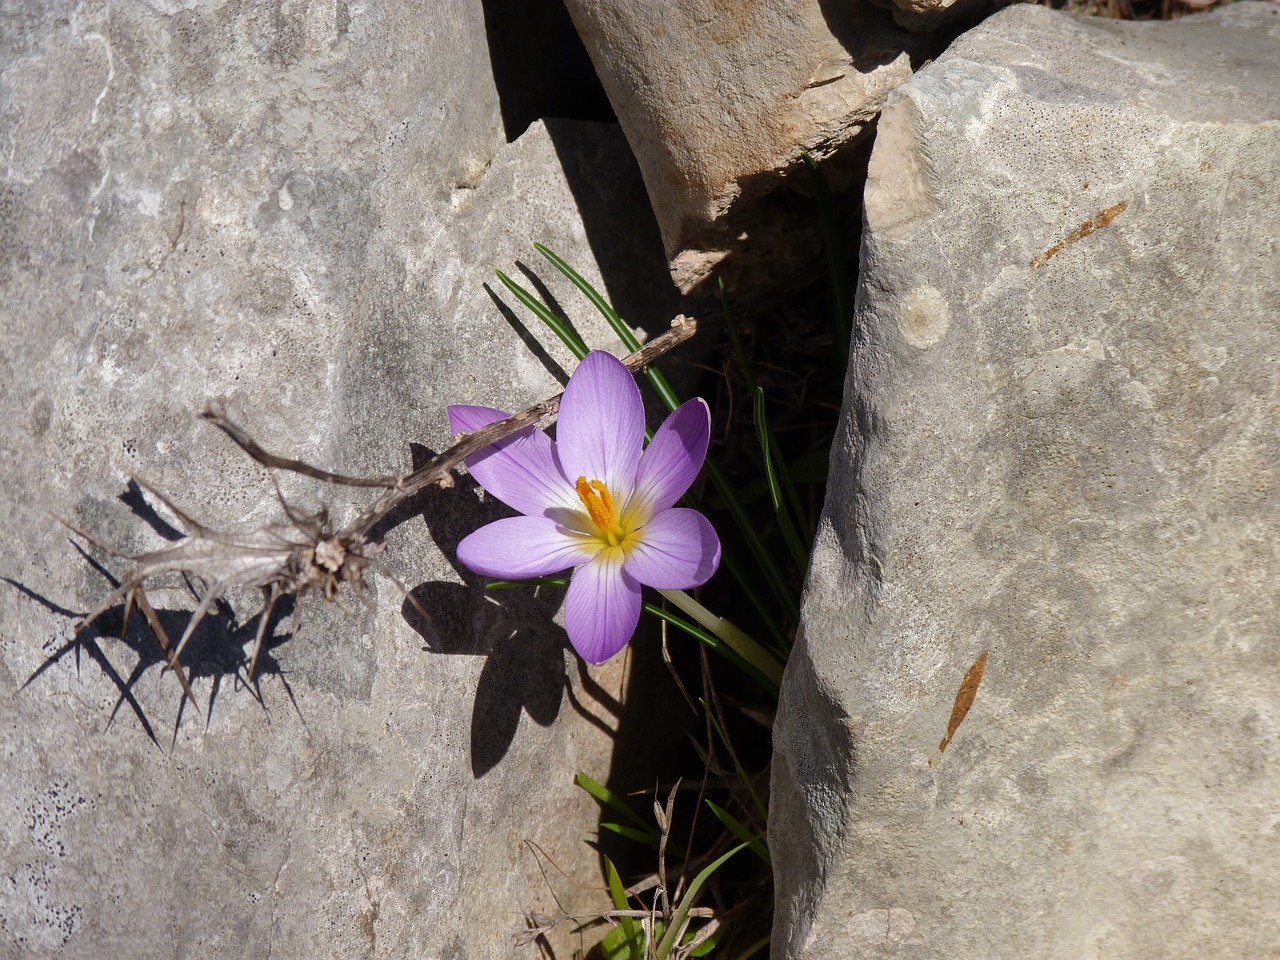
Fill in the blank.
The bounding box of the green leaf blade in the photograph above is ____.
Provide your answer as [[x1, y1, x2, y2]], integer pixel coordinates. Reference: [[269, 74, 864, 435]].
[[600, 821, 662, 848], [575, 772, 656, 833], [495, 268, 589, 360], [655, 842, 748, 959], [604, 857, 644, 960], [705, 799, 770, 865]]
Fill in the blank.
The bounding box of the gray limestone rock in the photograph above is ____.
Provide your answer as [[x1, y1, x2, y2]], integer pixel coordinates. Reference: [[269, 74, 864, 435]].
[[772, 3, 1280, 957], [0, 4, 678, 957], [563, 0, 924, 298]]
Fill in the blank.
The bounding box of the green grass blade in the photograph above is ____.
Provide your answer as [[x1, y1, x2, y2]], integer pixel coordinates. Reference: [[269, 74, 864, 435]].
[[716, 548, 786, 648], [699, 697, 767, 824], [537, 244, 686, 414], [689, 919, 729, 957], [535, 244, 633, 346], [485, 576, 569, 591], [732, 277, 808, 560], [753, 387, 809, 571], [644, 603, 779, 698], [601, 821, 662, 848], [735, 934, 771, 960], [719, 278, 758, 395], [674, 484, 788, 649], [655, 842, 748, 959], [657, 590, 783, 687], [495, 269, 589, 360], [600, 924, 637, 960], [487, 575, 786, 666], [605, 857, 643, 960], [704, 457, 800, 624], [705, 800, 770, 866], [760, 388, 811, 540], [801, 151, 852, 364], [637, 359, 682, 414], [575, 772, 657, 834]]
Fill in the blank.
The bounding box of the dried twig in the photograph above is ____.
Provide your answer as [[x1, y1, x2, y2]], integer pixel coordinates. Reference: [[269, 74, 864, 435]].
[[61, 317, 697, 703], [655, 781, 679, 925]]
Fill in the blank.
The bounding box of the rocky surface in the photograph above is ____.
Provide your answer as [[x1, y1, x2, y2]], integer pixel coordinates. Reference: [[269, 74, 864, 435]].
[[0, 4, 679, 958], [772, 3, 1280, 957], [563, 0, 926, 298]]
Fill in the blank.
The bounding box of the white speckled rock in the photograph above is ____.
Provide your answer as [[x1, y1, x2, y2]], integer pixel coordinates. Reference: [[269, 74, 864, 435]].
[[562, 0, 925, 297], [772, 4, 1280, 958], [0, 4, 680, 958]]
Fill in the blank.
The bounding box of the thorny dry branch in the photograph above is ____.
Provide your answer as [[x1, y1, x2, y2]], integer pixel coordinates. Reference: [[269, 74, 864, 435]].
[[61, 316, 697, 708]]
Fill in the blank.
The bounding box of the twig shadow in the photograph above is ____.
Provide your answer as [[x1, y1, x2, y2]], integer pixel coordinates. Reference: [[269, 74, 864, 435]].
[[16, 517, 303, 746], [118, 478, 184, 542]]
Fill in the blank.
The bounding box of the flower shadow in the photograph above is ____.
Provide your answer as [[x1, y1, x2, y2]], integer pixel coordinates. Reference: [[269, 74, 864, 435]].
[[398, 443, 572, 778]]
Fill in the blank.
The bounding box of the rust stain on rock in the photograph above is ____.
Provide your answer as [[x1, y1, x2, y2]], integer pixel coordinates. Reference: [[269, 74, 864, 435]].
[[1030, 200, 1129, 270], [938, 650, 989, 754]]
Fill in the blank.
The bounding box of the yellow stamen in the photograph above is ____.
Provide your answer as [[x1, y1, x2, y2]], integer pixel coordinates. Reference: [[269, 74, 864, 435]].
[[575, 476, 619, 536]]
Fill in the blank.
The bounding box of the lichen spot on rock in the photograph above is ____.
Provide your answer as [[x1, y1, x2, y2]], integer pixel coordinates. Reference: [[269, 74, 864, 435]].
[[896, 285, 951, 349]]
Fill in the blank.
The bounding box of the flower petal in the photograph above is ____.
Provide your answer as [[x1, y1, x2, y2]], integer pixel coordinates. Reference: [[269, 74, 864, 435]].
[[448, 405, 579, 517], [623, 508, 721, 589], [564, 550, 642, 663], [457, 516, 596, 579], [556, 351, 645, 496], [629, 398, 710, 517], [448, 404, 508, 435]]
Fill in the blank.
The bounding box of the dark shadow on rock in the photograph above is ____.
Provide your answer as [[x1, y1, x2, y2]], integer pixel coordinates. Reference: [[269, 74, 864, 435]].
[[480, 0, 615, 143], [580, 616, 698, 879], [118, 478, 185, 542], [724, 134, 874, 307], [542, 118, 703, 341], [13, 570, 161, 745], [397, 443, 570, 779], [816, 0, 940, 73], [823, 0, 1001, 55], [15, 535, 302, 746], [478, 0, 674, 331]]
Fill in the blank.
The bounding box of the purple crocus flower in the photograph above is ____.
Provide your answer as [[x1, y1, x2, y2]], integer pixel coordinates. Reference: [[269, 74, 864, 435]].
[[448, 350, 721, 663]]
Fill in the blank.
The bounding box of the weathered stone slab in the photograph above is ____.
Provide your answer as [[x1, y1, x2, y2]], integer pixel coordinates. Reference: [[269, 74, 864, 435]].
[[563, 0, 924, 297], [0, 4, 676, 957], [772, 3, 1280, 957]]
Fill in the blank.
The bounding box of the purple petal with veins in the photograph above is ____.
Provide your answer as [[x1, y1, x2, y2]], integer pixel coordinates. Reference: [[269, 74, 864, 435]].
[[629, 397, 710, 517], [448, 405, 579, 517], [450, 350, 720, 664], [556, 351, 644, 495], [623, 508, 720, 589], [457, 515, 596, 580], [563, 552, 642, 663]]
